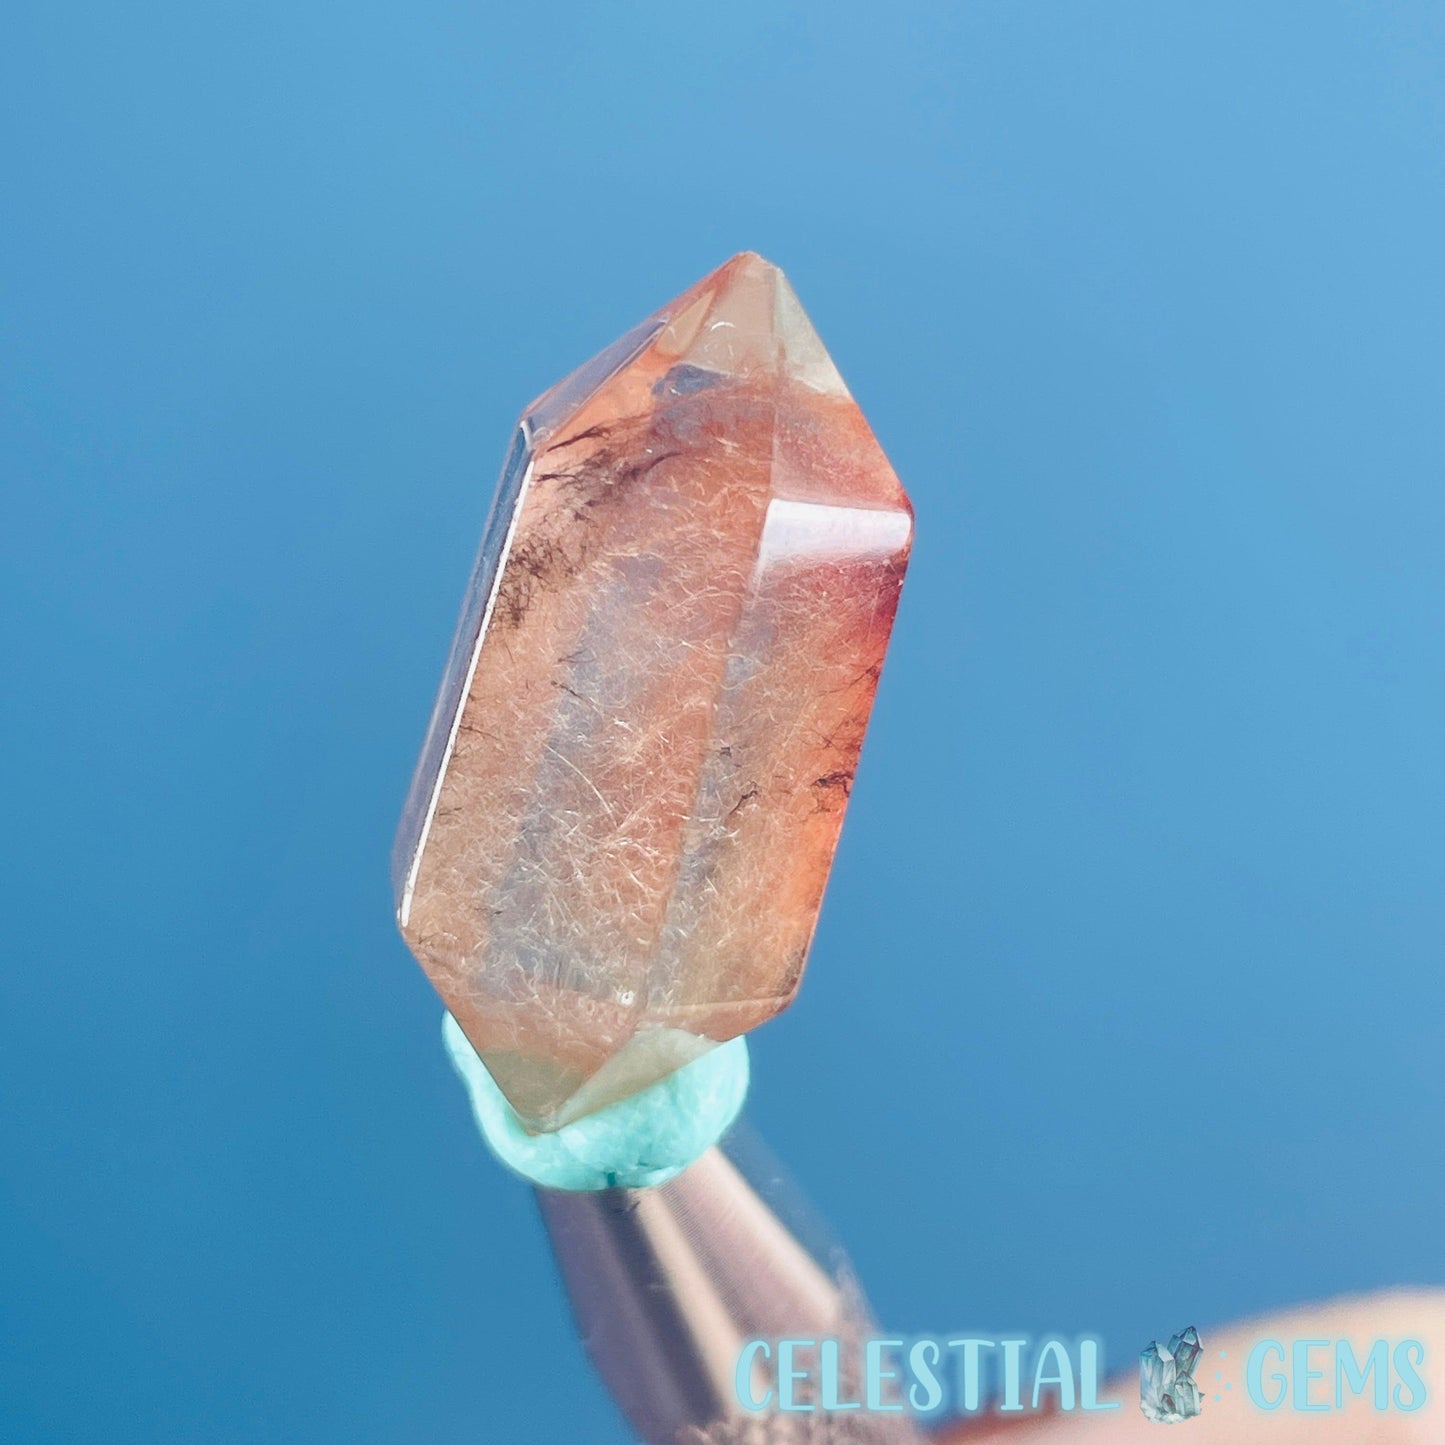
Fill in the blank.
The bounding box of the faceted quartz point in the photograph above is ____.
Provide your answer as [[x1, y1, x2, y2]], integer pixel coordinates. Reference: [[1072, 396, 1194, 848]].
[[1139, 1328, 1204, 1424], [393, 254, 913, 1131]]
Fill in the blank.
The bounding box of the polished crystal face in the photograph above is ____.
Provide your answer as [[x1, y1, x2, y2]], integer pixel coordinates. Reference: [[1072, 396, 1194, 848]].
[[394, 254, 912, 1130]]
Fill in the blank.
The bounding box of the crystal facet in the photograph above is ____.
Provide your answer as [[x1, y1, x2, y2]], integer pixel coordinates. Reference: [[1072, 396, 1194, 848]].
[[1139, 1327, 1205, 1424], [393, 254, 912, 1130]]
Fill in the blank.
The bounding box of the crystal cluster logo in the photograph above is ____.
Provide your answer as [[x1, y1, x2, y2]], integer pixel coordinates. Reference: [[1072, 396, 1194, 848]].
[[1140, 1327, 1205, 1423]]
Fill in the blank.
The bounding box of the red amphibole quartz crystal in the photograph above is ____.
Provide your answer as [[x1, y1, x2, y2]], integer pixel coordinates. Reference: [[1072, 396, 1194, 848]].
[[394, 254, 912, 1129]]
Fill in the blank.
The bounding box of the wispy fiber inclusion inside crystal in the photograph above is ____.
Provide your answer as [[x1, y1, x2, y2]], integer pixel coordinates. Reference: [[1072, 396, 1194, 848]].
[[394, 254, 913, 1130]]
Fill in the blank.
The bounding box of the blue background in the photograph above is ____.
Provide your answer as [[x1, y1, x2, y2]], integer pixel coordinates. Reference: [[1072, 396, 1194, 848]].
[[3, 3, 1444, 1439]]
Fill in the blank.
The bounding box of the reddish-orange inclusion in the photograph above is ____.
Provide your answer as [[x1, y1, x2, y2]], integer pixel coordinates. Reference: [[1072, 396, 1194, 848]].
[[394, 254, 912, 1129]]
